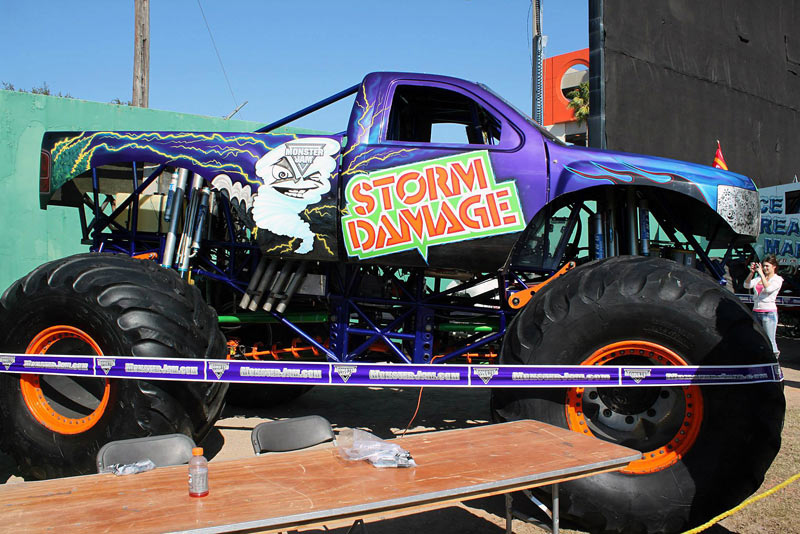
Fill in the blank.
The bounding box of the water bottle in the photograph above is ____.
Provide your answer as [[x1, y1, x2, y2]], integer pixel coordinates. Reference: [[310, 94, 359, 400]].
[[188, 447, 209, 497]]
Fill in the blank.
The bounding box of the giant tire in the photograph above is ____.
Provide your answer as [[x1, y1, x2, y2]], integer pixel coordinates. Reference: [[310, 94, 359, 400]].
[[492, 256, 785, 534], [0, 253, 229, 479]]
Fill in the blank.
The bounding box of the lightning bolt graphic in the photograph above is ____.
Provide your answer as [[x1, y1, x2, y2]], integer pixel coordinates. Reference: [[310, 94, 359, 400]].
[[303, 205, 334, 218], [264, 238, 297, 254], [313, 233, 334, 255], [339, 82, 412, 178], [341, 148, 416, 177]]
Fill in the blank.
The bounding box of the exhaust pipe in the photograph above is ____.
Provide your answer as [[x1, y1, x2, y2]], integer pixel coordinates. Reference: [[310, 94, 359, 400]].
[[248, 259, 279, 311], [276, 262, 308, 313], [239, 255, 269, 309], [263, 261, 295, 312]]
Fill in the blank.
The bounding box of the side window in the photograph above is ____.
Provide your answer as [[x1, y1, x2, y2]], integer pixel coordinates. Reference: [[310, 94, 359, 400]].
[[386, 85, 502, 145]]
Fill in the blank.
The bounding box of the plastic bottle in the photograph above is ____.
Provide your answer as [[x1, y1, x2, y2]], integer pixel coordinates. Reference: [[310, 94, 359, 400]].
[[188, 447, 209, 497]]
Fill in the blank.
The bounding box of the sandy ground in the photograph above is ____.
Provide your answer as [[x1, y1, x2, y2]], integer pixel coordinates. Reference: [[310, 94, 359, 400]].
[[2, 341, 798, 533]]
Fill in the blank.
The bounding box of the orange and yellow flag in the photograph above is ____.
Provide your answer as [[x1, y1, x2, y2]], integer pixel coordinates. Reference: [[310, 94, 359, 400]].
[[713, 140, 728, 171]]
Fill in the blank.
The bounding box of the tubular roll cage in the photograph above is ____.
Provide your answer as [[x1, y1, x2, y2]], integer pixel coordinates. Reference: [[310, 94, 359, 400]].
[[73, 161, 742, 366]]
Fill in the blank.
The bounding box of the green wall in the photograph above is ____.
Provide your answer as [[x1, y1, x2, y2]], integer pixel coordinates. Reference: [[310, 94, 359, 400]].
[[0, 91, 271, 291]]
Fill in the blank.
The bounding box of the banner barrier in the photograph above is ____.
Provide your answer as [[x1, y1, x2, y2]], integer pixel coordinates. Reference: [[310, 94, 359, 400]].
[[737, 293, 800, 308], [0, 353, 783, 388]]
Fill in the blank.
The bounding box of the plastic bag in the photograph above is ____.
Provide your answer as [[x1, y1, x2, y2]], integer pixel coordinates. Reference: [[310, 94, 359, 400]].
[[104, 459, 156, 475], [337, 429, 417, 468]]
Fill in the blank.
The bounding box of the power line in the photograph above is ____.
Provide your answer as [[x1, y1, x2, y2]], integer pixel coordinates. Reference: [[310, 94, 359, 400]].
[[196, 0, 238, 107]]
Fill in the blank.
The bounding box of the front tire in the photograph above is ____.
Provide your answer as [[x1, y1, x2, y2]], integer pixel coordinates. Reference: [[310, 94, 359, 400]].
[[0, 253, 229, 479], [492, 256, 785, 533]]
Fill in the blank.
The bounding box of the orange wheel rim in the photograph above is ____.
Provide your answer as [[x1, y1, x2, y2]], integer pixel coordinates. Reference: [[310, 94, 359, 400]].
[[565, 341, 704, 474], [20, 326, 111, 434]]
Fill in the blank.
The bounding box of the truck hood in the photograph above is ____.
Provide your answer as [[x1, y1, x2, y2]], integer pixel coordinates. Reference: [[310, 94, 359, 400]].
[[546, 141, 760, 237]]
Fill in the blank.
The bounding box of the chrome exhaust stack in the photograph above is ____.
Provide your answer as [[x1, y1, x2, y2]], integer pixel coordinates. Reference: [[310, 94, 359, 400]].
[[248, 259, 279, 311]]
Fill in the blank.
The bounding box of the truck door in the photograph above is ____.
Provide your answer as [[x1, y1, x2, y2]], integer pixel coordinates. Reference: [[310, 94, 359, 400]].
[[340, 78, 534, 272]]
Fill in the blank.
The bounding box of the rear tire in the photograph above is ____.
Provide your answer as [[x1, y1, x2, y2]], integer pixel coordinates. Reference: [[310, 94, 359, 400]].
[[0, 253, 228, 479], [492, 256, 785, 533]]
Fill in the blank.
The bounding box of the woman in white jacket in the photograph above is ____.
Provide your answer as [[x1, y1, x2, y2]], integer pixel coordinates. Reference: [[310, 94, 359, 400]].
[[743, 254, 783, 358]]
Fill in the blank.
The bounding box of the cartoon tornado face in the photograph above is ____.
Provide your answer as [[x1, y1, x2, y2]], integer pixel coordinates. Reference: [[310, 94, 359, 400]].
[[252, 138, 340, 254]]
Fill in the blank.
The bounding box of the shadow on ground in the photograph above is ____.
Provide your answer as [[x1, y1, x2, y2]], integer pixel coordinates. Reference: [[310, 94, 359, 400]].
[[218, 386, 493, 439]]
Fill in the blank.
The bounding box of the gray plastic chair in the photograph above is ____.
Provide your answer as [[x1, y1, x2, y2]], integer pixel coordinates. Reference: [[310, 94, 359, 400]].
[[96, 433, 196, 472], [251, 417, 363, 532], [251, 415, 335, 454]]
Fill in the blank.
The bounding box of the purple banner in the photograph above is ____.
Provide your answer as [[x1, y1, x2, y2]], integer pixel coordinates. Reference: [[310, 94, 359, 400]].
[[95, 357, 204, 381], [212, 360, 330, 385], [737, 293, 800, 308], [0, 353, 784, 388], [331, 363, 469, 386], [479, 366, 619, 387], [619, 364, 782, 386], [0, 354, 94, 376]]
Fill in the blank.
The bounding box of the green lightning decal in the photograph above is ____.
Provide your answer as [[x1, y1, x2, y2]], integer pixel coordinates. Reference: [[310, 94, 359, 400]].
[[342, 151, 525, 261]]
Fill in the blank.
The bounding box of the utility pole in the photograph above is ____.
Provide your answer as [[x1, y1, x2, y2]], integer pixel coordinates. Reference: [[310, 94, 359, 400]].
[[531, 0, 543, 123], [132, 0, 150, 107]]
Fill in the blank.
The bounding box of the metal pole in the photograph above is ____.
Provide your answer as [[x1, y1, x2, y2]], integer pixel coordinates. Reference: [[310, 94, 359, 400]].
[[552, 483, 560, 534], [532, 0, 543, 123], [132, 0, 150, 107]]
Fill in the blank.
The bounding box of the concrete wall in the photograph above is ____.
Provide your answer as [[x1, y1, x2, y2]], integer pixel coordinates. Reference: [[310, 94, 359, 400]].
[[0, 91, 269, 291]]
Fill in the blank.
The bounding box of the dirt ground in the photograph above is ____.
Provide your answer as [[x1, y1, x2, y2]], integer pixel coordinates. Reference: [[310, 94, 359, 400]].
[[2, 340, 798, 533]]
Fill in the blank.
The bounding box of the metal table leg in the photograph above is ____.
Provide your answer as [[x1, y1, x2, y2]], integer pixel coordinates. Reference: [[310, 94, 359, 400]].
[[505, 485, 559, 533], [552, 483, 559, 534]]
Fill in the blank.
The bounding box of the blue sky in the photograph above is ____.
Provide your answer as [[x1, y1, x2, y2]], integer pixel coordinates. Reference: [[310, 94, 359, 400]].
[[1, 1, 588, 131]]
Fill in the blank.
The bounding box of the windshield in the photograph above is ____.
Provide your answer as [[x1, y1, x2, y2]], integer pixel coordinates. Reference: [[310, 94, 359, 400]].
[[477, 83, 566, 146]]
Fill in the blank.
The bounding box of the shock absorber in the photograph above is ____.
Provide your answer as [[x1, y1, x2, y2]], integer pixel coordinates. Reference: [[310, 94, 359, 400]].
[[189, 187, 210, 258], [592, 211, 605, 260], [626, 188, 639, 256], [163, 171, 178, 223], [606, 190, 618, 257], [177, 173, 205, 277], [639, 199, 651, 256], [162, 168, 190, 268]]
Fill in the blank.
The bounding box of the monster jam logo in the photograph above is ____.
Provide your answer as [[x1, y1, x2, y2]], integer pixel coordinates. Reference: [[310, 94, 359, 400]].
[[773, 363, 783, 382], [209, 362, 230, 380], [98, 358, 116, 375], [473, 367, 499, 385], [342, 151, 525, 261], [285, 143, 326, 175], [624, 368, 652, 384], [0, 356, 14, 370], [334, 365, 358, 383]]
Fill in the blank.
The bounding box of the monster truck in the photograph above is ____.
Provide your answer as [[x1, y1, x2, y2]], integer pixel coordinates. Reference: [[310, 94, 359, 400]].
[[0, 72, 784, 533]]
